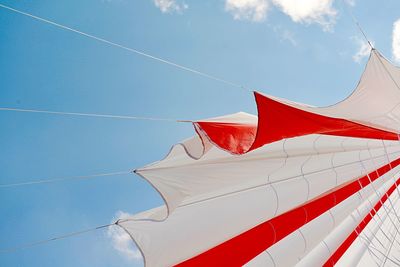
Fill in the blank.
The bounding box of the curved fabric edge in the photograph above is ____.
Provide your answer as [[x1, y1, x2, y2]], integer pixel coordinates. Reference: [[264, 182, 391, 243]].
[[249, 92, 400, 151], [195, 49, 400, 155], [126, 137, 400, 266], [133, 136, 212, 219], [133, 135, 400, 221], [195, 91, 399, 155], [116, 222, 148, 266]]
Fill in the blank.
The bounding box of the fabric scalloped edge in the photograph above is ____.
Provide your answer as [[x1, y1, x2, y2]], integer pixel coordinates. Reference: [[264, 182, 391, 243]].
[[195, 91, 399, 156], [122, 49, 400, 266]]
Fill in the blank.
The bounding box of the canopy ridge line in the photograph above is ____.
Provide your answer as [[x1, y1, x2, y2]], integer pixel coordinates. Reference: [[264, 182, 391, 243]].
[[340, 0, 374, 49], [357, 152, 400, 247], [0, 223, 116, 253], [0, 3, 250, 93], [363, 148, 400, 234], [382, 206, 400, 266], [0, 170, 132, 188], [355, 215, 396, 266], [357, 235, 400, 266], [0, 107, 192, 122]]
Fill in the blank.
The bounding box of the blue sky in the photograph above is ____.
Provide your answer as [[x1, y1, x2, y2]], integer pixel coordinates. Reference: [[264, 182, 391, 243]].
[[1, 0, 400, 266]]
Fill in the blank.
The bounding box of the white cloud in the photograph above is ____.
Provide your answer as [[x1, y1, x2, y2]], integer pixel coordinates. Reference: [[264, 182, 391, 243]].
[[392, 19, 400, 63], [154, 0, 188, 14], [272, 0, 337, 31], [225, 0, 270, 22], [352, 36, 373, 63], [107, 211, 142, 262], [224, 0, 338, 31], [280, 29, 297, 46]]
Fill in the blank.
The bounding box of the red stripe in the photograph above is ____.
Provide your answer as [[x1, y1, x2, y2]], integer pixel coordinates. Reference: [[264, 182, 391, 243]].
[[323, 178, 400, 266], [174, 158, 400, 267], [196, 92, 399, 154]]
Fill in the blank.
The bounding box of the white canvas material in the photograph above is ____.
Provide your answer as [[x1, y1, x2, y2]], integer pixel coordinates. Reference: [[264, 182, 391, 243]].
[[118, 49, 400, 266]]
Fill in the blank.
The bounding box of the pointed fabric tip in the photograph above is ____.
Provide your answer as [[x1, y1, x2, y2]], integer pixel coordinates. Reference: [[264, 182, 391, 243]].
[[194, 89, 399, 155]]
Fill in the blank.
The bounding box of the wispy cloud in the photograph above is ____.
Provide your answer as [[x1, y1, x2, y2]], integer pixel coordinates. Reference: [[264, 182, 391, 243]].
[[281, 29, 297, 46], [352, 36, 373, 63], [224, 0, 338, 30], [153, 0, 188, 14], [272, 25, 297, 46], [107, 211, 142, 262], [392, 19, 400, 63], [225, 0, 270, 22]]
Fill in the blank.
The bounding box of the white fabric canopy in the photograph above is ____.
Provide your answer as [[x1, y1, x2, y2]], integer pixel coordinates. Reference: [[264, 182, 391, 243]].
[[118, 49, 400, 266]]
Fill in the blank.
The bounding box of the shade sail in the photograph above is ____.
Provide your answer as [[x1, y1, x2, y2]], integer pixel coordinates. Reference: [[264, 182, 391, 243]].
[[118, 49, 400, 266], [195, 50, 400, 155]]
